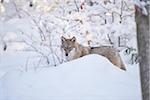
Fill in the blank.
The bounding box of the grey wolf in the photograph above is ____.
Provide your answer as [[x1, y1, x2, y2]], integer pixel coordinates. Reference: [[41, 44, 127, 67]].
[[61, 36, 126, 70]]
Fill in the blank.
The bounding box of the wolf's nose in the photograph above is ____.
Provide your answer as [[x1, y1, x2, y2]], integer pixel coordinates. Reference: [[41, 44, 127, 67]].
[[65, 54, 68, 56]]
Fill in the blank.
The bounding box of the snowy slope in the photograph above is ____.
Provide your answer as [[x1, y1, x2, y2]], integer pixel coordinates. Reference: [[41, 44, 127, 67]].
[[0, 54, 142, 100]]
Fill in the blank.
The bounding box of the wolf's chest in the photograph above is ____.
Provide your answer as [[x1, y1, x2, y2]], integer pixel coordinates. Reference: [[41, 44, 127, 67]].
[[67, 48, 76, 59]]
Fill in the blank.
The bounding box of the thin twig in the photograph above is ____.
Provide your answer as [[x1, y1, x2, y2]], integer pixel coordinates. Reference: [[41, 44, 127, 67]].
[[74, 0, 79, 12]]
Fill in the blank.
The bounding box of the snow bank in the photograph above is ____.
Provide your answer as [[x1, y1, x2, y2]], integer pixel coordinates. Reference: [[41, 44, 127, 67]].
[[0, 54, 141, 100]]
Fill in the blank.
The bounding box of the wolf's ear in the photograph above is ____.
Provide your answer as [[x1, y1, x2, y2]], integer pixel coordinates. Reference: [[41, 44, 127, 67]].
[[71, 36, 76, 42], [61, 36, 66, 42]]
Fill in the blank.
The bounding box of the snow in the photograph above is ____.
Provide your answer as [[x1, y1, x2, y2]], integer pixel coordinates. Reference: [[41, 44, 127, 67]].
[[0, 0, 142, 100], [132, 0, 149, 16], [0, 54, 142, 100]]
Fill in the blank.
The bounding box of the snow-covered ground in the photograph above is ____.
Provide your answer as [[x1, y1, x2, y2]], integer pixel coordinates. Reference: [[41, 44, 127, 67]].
[[0, 54, 141, 100], [0, 0, 141, 100]]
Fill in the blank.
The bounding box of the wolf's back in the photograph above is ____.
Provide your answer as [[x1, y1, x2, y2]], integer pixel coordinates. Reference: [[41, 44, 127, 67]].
[[90, 46, 118, 57]]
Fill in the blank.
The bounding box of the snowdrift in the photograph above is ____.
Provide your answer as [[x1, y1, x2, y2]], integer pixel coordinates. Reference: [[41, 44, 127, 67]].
[[0, 54, 141, 100]]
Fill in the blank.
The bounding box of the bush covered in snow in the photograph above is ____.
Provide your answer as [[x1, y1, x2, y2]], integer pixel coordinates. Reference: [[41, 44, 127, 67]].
[[0, 0, 138, 68]]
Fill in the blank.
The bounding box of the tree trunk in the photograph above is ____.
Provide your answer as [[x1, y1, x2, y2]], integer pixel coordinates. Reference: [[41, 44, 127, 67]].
[[135, 2, 150, 100]]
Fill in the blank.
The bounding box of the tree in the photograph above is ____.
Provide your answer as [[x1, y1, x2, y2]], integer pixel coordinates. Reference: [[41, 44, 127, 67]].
[[135, 0, 149, 100]]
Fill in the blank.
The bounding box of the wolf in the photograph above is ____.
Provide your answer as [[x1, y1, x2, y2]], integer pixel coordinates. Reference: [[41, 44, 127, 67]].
[[61, 36, 126, 70]]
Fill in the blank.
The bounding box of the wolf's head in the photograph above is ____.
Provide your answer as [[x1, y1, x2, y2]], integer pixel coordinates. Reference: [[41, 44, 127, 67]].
[[61, 36, 76, 56]]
